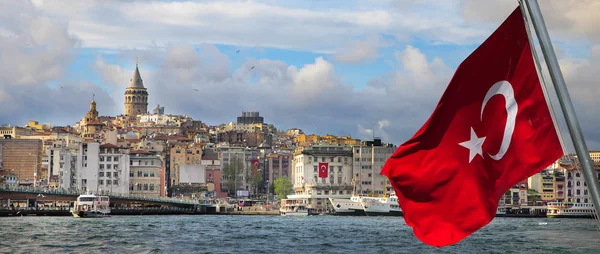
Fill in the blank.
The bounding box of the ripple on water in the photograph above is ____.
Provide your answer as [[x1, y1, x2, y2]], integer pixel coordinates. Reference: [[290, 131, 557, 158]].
[[1, 216, 600, 253]]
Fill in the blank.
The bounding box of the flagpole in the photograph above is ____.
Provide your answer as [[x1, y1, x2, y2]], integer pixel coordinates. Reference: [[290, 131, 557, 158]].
[[524, 0, 600, 216]]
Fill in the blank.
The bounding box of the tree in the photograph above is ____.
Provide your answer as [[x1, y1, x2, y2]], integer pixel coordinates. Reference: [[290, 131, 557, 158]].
[[250, 171, 263, 196], [274, 177, 293, 200], [222, 156, 244, 195]]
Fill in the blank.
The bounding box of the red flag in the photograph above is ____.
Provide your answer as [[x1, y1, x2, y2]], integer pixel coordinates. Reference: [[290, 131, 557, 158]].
[[251, 159, 259, 169], [318, 162, 328, 178], [381, 7, 563, 247]]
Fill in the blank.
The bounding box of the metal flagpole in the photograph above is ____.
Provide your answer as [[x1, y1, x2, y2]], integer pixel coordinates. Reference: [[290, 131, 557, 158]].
[[524, 0, 600, 217]]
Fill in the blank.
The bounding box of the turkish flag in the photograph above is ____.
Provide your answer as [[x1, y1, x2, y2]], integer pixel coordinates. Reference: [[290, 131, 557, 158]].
[[381, 7, 563, 247], [318, 162, 328, 178]]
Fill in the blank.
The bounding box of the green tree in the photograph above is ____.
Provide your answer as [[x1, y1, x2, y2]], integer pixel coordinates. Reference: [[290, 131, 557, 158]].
[[250, 170, 263, 196], [274, 177, 293, 200], [222, 156, 244, 195]]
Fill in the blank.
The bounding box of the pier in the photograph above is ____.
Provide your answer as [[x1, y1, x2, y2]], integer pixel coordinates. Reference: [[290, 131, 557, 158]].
[[0, 185, 226, 216]]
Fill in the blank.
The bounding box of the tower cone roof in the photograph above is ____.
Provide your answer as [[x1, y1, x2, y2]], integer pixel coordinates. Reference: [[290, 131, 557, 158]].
[[129, 58, 144, 88]]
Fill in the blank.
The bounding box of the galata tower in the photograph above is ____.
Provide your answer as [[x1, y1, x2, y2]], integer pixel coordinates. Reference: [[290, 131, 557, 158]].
[[124, 58, 148, 116]]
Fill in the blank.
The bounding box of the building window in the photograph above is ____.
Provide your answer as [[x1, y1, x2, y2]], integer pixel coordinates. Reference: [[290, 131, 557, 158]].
[[130, 171, 134, 177], [137, 171, 142, 177], [107, 157, 112, 162], [99, 172, 104, 177], [106, 172, 111, 177], [313, 166, 317, 172], [107, 180, 112, 185], [98, 180, 103, 185], [137, 184, 142, 191], [577, 181, 580, 186], [338, 166, 342, 173], [113, 180, 118, 186], [150, 170, 155, 177], [144, 171, 149, 177], [114, 165, 118, 170], [149, 184, 155, 191], [114, 172, 118, 178], [114, 156, 119, 162]]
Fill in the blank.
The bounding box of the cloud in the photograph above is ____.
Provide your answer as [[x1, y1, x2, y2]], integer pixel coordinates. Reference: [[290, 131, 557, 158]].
[[0, 0, 115, 125], [334, 35, 383, 64], [4, 0, 600, 151], [26, 0, 502, 52], [87, 41, 451, 146]]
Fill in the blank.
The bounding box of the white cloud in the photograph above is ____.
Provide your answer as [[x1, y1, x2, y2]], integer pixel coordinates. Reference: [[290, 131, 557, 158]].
[[26, 0, 501, 53], [334, 35, 383, 64], [4, 0, 600, 150]]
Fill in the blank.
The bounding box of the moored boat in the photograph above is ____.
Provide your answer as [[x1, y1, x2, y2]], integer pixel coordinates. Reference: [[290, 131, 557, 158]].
[[279, 198, 309, 216], [70, 194, 111, 218], [547, 202, 595, 218]]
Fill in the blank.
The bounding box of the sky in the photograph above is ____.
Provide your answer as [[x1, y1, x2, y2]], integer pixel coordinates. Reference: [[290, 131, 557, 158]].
[[1, 0, 600, 150]]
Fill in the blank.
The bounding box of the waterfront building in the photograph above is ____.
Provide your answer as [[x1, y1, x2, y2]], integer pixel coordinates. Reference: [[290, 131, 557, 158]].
[[129, 150, 163, 197], [352, 138, 396, 196], [0, 139, 43, 186], [290, 145, 354, 210], [264, 151, 292, 192]]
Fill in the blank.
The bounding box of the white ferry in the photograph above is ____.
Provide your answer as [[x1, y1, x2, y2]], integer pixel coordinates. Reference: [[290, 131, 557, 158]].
[[70, 194, 111, 218], [547, 202, 596, 218], [329, 192, 402, 216], [279, 198, 309, 216]]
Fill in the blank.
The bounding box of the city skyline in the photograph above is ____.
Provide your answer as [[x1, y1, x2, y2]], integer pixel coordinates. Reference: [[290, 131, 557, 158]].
[[1, 0, 599, 149]]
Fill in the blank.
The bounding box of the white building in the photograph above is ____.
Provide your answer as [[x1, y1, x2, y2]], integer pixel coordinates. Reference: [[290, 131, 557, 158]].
[[352, 139, 396, 196], [52, 142, 131, 195], [290, 145, 354, 210]]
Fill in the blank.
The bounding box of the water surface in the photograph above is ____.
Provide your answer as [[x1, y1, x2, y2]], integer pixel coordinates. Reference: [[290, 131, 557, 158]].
[[0, 215, 598, 253]]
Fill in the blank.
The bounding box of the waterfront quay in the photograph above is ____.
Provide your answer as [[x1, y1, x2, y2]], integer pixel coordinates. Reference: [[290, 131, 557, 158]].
[[0, 185, 226, 216]]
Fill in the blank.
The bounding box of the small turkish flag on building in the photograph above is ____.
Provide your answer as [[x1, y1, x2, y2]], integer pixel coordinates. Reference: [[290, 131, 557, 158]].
[[381, 7, 563, 247], [318, 162, 328, 178]]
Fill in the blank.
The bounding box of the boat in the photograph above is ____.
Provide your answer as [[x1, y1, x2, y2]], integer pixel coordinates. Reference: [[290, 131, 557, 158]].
[[547, 202, 596, 218], [329, 174, 403, 216], [360, 192, 403, 216], [329, 192, 403, 216], [496, 207, 508, 217], [279, 198, 309, 216], [70, 194, 111, 218]]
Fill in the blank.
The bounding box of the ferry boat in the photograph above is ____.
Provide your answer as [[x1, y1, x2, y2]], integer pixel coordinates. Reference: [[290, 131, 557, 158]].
[[279, 198, 309, 216], [70, 194, 111, 218], [547, 202, 596, 218], [329, 192, 403, 216], [496, 207, 508, 217]]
